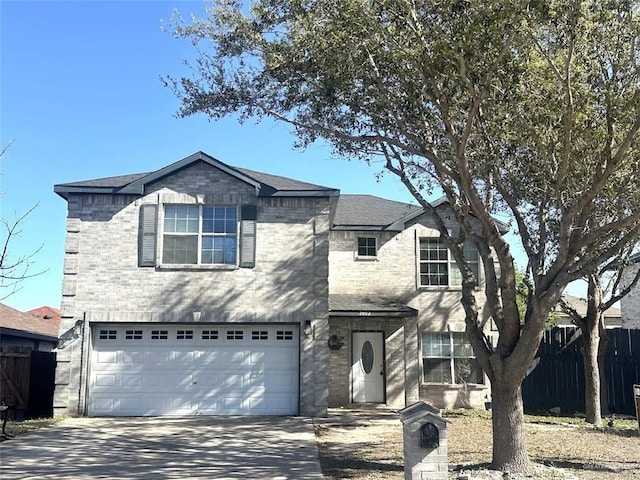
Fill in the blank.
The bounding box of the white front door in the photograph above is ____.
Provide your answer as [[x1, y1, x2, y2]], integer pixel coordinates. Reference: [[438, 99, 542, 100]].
[[351, 331, 385, 403]]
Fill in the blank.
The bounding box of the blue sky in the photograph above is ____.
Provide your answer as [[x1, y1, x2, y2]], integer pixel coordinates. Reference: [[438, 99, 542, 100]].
[[0, 1, 580, 312], [0, 0, 421, 312]]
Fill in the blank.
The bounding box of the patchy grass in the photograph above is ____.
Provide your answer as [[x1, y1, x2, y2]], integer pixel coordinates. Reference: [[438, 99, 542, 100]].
[[2, 417, 64, 438], [315, 410, 640, 480]]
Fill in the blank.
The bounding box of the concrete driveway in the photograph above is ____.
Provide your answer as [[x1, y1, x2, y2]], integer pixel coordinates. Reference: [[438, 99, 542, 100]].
[[0, 416, 324, 479]]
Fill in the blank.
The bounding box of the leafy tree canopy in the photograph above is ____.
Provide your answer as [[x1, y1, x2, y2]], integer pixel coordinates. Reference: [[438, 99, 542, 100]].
[[166, 0, 640, 292], [165, 0, 640, 471]]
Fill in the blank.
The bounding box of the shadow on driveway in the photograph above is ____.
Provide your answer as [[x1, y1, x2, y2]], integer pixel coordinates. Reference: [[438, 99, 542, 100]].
[[0, 416, 323, 479]]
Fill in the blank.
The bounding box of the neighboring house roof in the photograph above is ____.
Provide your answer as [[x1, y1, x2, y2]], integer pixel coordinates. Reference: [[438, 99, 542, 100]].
[[0, 303, 59, 342], [332, 194, 422, 231], [25, 306, 61, 325], [555, 294, 622, 326], [329, 294, 418, 317], [54, 151, 340, 199]]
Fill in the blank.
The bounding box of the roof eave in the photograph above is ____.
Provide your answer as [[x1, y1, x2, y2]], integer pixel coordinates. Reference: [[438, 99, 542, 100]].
[[332, 225, 396, 231], [386, 198, 511, 235], [0, 327, 58, 343], [329, 308, 418, 318], [267, 189, 340, 198], [53, 185, 123, 200]]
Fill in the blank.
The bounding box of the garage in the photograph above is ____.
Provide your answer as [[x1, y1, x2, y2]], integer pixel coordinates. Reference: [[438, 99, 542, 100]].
[[87, 323, 299, 416]]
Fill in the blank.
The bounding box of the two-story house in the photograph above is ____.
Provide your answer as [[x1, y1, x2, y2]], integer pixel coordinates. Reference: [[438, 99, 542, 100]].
[[53, 152, 499, 418]]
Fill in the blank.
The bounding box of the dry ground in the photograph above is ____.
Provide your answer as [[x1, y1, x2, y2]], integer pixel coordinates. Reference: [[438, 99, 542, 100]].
[[314, 410, 640, 480]]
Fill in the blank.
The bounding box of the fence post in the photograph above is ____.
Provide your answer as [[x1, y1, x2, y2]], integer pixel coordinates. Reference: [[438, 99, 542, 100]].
[[634, 385, 640, 434]]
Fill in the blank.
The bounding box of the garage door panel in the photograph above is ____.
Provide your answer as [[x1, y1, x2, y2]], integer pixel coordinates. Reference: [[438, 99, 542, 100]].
[[121, 374, 144, 387], [198, 351, 219, 362], [94, 374, 117, 387], [267, 349, 296, 363], [198, 373, 221, 386], [114, 350, 167, 364], [120, 397, 143, 413], [174, 351, 196, 363], [95, 351, 119, 364], [219, 350, 247, 364], [92, 398, 115, 414], [89, 324, 299, 416]]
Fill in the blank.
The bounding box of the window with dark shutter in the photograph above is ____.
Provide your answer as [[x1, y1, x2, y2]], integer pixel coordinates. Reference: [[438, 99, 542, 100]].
[[139, 204, 158, 267], [239, 205, 257, 268]]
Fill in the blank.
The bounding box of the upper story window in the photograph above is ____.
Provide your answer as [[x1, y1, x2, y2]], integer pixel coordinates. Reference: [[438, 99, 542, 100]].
[[418, 238, 479, 287], [357, 237, 377, 258], [162, 205, 237, 265], [422, 332, 484, 385]]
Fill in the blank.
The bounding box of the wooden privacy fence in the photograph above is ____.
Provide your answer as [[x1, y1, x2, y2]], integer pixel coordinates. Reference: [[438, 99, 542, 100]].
[[0, 348, 56, 419], [522, 327, 640, 416]]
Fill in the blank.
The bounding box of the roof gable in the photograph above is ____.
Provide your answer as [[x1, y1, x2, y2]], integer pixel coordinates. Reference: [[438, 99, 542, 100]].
[[54, 151, 339, 200]]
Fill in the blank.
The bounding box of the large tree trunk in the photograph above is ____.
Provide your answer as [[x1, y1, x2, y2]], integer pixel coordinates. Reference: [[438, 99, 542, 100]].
[[490, 380, 529, 473], [581, 321, 602, 426], [598, 326, 609, 416]]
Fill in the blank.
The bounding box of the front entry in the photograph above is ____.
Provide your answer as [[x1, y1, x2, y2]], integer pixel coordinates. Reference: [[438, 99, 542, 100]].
[[351, 331, 385, 403]]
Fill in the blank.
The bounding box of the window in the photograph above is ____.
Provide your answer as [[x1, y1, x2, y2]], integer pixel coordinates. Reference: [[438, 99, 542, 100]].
[[227, 330, 244, 340], [419, 238, 479, 287], [252, 330, 268, 340], [125, 330, 143, 340], [151, 330, 168, 340], [177, 330, 194, 340], [202, 330, 219, 340], [357, 237, 377, 258], [99, 330, 117, 340], [276, 330, 294, 340], [422, 332, 484, 384], [162, 205, 237, 265]]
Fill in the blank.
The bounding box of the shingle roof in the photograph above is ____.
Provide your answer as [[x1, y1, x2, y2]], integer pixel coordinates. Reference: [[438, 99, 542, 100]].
[[53, 152, 510, 235], [332, 194, 421, 230], [329, 294, 418, 317], [57, 172, 150, 189], [25, 306, 61, 325], [234, 167, 335, 193], [54, 152, 339, 199], [0, 303, 59, 340]]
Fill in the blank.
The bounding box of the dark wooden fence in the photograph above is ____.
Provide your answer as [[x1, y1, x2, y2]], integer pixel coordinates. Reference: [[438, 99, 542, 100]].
[[0, 349, 56, 419], [522, 327, 640, 416]]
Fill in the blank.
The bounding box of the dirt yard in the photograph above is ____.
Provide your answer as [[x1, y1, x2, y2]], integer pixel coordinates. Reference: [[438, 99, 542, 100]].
[[314, 410, 640, 479]]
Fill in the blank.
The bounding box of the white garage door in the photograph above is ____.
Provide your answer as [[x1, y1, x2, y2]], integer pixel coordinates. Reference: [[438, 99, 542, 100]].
[[88, 324, 299, 416]]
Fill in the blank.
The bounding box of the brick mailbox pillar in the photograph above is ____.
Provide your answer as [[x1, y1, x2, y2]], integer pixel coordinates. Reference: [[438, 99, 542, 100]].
[[399, 401, 450, 480]]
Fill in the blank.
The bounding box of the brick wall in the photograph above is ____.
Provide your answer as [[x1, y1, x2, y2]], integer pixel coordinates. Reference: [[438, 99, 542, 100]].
[[54, 162, 330, 416], [329, 217, 488, 331], [621, 263, 640, 329], [328, 205, 491, 409]]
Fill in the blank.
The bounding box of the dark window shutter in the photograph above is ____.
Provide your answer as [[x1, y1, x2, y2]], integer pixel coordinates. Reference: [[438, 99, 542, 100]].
[[239, 205, 257, 268], [241, 205, 257, 221], [139, 204, 158, 267]]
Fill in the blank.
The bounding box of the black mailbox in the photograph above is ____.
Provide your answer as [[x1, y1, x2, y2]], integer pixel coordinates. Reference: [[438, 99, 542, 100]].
[[420, 422, 439, 449]]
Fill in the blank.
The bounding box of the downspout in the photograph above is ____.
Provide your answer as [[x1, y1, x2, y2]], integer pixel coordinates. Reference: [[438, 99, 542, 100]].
[[77, 313, 87, 415]]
